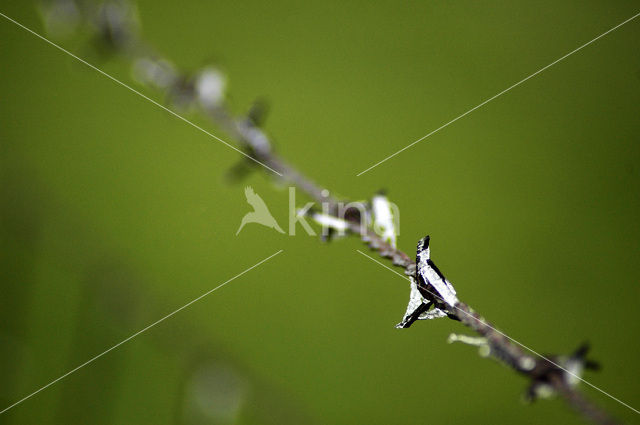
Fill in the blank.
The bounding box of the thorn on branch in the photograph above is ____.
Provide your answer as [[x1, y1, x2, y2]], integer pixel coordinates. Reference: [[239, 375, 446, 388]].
[[92, 0, 140, 53], [224, 158, 256, 183], [247, 98, 270, 127]]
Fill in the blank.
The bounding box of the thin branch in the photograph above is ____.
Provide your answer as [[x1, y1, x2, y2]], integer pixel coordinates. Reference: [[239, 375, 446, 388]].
[[37, 1, 623, 423]]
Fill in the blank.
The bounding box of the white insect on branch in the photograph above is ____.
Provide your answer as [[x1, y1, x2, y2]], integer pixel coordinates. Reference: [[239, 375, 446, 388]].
[[396, 236, 459, 328], [371, 192, 398, 248], [132, 57, 178, 90], [415, 236, 458, 308], [195, 68, 226, 109], [396, 275, 448, 329]]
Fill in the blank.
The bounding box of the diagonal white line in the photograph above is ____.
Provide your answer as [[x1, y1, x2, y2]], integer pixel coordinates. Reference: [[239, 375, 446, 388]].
[[356, 11, 640, 176], [0, 249, 284, 415], [0, 12, 283, 177], [356, 249, 640, 415]]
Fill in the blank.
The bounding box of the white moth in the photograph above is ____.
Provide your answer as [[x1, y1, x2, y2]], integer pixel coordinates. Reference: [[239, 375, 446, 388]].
[[132, 57, 177, 89], [396, 276, 448, 328], [195, 68, 226, 108], [416, 236, 458, 307], [396, 236, 458, 328], [372, 194, 397, 248]]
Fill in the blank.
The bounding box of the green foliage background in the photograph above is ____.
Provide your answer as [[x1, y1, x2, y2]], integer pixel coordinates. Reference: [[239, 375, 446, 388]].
[[1, 1, 639, 424]]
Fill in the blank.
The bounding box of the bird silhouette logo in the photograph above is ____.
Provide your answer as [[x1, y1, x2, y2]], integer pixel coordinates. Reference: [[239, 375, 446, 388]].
[[236, 186, 285, 235]]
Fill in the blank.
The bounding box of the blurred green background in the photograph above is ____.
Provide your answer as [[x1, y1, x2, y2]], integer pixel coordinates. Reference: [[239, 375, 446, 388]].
[[1, 0, 639, 424]]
